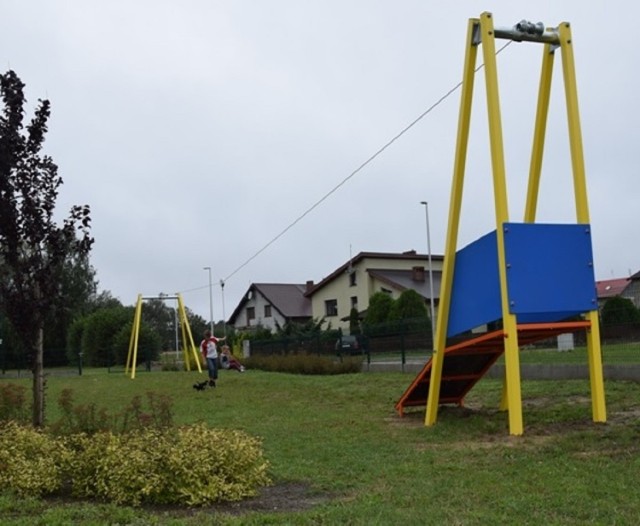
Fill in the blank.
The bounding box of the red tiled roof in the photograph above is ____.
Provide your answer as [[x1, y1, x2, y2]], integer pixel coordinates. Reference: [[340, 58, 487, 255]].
[[595, 278, 630, 299]]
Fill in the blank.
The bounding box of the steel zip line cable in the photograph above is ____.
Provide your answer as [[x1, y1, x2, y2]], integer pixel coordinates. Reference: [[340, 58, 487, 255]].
[[181, 41, 513, 292]]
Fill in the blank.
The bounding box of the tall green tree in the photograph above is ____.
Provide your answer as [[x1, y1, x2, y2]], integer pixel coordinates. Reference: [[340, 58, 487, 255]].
[[388, 289, 429, 321], [88, 290, 123, 311], [68, 304, 162, 367], [363, 292, 395, 336], [349, 307, 361, 335], [142, 297, 176, 351], [274, 318, 325, 338], [44, 254, 98, 359], [364, 292, 394, 326], [0, 70, 93, 426], [601, 296, 640, 326], [389, 289, 430, 334]]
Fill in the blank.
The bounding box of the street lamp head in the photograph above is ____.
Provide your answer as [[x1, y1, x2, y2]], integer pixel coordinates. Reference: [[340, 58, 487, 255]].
[[420, 201, 428, 205]]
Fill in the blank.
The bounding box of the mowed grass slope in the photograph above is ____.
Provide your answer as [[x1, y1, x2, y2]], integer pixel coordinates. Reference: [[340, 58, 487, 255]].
[[1, 368, 640, 525]]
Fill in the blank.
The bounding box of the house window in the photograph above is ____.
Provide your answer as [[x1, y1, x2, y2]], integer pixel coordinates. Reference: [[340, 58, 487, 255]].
[[349, 271, 357, 286], [351, 296, 358, 309], [325, 299, 338, 317], [264, 305, 272, 318], [246, 307, 255, 324], [381, 288, 392, 295]]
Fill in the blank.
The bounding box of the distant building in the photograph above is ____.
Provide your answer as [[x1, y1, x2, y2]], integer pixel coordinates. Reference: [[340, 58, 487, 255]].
[[595, 277, 633, 309], [228, 283, 312, 332], [620, 271, 640, 308], [305, 250, 443, 331]]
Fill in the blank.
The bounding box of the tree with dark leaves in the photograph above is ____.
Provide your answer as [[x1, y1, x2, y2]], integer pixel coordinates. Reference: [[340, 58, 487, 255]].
[[0, 70, 93, 426]]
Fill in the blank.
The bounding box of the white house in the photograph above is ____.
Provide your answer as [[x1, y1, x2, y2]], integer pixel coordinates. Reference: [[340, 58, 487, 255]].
[[305, 250, 443, 331], [228, 283, 312, 331]]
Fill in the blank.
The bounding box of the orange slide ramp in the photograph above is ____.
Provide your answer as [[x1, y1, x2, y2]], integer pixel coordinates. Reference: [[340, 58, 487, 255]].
[[395, 321, 591, 416]]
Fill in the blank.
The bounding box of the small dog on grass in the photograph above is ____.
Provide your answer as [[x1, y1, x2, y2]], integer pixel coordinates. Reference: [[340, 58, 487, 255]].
[[193, 380, 208, 391]]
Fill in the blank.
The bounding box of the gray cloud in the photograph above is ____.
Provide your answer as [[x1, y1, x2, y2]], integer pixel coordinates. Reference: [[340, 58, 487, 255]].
[[2, 1, 637, 320]]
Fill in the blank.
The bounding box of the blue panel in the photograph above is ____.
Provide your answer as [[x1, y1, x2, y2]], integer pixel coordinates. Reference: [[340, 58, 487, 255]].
[[447, 231, 502, 337], [503, 223, 597, 317]]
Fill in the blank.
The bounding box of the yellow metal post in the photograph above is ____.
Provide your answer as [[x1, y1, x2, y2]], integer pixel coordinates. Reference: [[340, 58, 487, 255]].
[[525, 42, 556, 223], [480, 11, 523, 435], [126, 294, 143, 379], [425, 17, 480, 426], [558, 21, 606, 422], [177, 294, 202, 373], [126, 293, 203, 379]]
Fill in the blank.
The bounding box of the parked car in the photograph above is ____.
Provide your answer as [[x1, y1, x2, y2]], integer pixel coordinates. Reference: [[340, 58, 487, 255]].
[[335, 335, 362, 355]]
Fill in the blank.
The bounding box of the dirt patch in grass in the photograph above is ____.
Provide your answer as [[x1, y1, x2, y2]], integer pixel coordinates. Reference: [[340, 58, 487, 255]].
[[392, 397, 640, 452], [46, 482, 333, 519], [202, 481, 331, 515], [135, 481, 333, 518]]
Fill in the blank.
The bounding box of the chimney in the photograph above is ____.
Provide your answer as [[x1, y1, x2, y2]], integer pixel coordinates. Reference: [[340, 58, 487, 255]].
[[412, 266, 425, 282], [306, 280, 314, 293]]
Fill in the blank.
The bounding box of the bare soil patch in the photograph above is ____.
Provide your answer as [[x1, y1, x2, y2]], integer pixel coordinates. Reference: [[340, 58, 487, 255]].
[[202, 481, 331, 515]]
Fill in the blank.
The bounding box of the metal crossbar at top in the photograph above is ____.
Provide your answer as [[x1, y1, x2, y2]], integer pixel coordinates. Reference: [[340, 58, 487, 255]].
[[493, 20, 560, 45], [472, 14, 562, 46]]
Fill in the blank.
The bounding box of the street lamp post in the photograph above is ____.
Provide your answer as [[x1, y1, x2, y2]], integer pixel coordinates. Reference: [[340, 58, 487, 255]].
[[420, 201, 436, 344], [203, 266, 214, 335], [220, 279, 227, 338]]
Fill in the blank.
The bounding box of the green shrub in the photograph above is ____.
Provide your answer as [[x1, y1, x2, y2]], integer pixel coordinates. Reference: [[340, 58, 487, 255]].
[[602, 296, 640, 325], [0, 383, 30, 424], [62, 431, 113, 499], [70, 428, 168, 506], [0, 422, 67, 497], [0, 383, 269, 507], [63, 424, 270, 506], [159, 352, 180, 371], [50, 388, 174, 436], [119, 391, 174, 433], [244, 353, 362, 374], [165, 424, 271, 505], [49, 388, 112, 436]]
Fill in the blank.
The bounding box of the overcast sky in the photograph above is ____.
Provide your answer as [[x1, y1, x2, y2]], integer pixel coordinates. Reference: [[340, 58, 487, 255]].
[[2, 1, 638, 324]]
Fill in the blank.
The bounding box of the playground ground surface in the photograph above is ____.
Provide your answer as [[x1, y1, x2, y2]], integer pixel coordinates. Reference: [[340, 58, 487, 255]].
[[1, 367, 639, 524]]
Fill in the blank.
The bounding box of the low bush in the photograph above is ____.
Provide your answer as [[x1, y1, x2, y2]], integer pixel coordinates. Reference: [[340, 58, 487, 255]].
[[118, 391, 174, 433], [0, 422, 68, 497], [159, 352, 180, 371], [159, 351, 202, 372], [50, 388, 173, 435], [244, 353, 362, 374], [0, 383, 30, 424], [0, 422, 270, 506], [65, 424, 271, 506], [50, 388, 112, 435]]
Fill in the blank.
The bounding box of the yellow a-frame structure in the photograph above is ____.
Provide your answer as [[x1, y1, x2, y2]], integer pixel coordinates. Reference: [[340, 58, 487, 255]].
[[127, 293, 202, 379], [396, 13, 606, 435]]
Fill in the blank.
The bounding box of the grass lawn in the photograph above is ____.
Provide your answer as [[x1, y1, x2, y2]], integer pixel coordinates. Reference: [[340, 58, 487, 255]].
[[1, 368, 640, 525]]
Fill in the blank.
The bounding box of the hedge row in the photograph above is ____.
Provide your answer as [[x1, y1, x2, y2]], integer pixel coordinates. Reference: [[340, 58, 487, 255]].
[[0, 421, 270, 506]]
